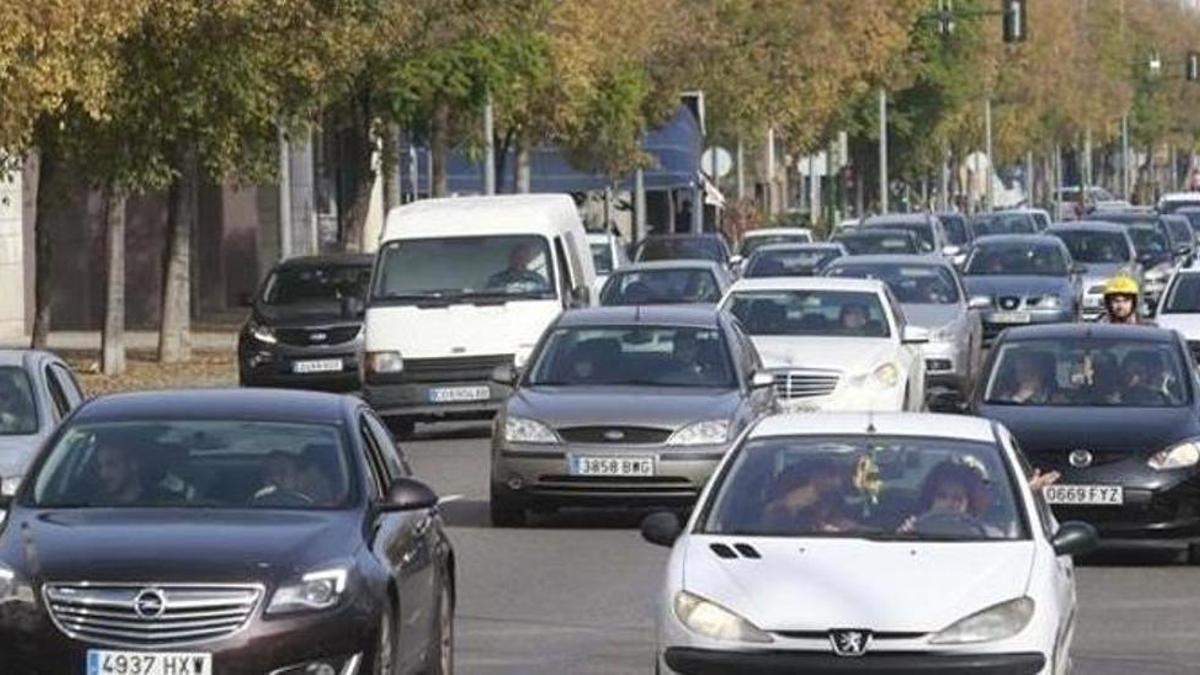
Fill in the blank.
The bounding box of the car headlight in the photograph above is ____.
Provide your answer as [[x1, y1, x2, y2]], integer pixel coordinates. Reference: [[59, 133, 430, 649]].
[[249, 323, 277, 344], [0, 564, 35, 606], [1148, 440, 1200, 470], [1, 476, 20, 497], [1034, 295, 1061, 309], [266, 568, 348, 615], [666, 420, 730, 446], [674, 591, 772, 643], [929, 597, 1034, 645], [504, 416, 559, 444], [873, 362, 899, 387], [365, 351, 404, 375]]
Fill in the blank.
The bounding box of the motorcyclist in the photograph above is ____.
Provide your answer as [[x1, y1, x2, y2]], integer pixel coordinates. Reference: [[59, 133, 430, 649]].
[[1098, 275, 1149, 325]]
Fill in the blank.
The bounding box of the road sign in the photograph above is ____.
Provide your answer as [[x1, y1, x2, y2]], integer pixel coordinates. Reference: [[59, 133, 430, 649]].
[[701, 146, 733, 179]]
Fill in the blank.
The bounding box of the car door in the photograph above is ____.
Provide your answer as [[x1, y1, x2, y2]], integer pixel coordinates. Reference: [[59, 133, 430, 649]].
[[358, 412, 434, 670], [884, 287, 924, 409]]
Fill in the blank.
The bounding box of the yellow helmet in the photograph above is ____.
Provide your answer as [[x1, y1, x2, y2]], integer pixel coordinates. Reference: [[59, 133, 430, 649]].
[[1103, 275, 1140, 298]]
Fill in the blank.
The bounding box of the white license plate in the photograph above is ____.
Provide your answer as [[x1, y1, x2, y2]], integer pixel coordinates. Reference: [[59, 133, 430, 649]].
[[570, 456, 655, 477], [1044, 484, 1124, 506], [292, 358, 343, 374], [991, 311, 1031, 324], [427, 386, 490, 403], [87, 650, 211, 675]]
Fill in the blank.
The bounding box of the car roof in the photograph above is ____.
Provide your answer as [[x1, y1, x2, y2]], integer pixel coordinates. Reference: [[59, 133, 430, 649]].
[[613, 260, 724, 273], [836, 228, 916, 239], [973, 234, 1061, 246], [825, 254, 951, 268], [73, 389, 354, 424], [1046, 221, 1128, 234], [998, 323, 1179, 343], [554, 305, 723, 328], [0, 349, 56, 368], [862, 213, 932, 226], [749, 412, 997, 444], [276, 253, 373, 269], [638, 234, 725, 243], [382, 194, 579, 240], [729, 276, 886, 293], [743, 228, 812, 238], [753, 243, 845, 254]]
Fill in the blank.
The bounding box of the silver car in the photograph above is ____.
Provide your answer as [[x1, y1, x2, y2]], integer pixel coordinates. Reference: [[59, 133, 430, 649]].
[[597, 261, 733, 306], [823, 255, 983, 401], [489, 306, 776, 526], [1047, 221, 1142, 321], [0, 350, 86, 495]]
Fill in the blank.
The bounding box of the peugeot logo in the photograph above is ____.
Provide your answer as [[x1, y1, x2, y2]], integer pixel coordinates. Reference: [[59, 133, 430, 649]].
[[133, 588, 167, 619], [1000, 297, 1019, 309], [1069, 449, 1094, 468], [309, 331, 327, 343], [603, 430, 626, 442], [829, 629, 871, 657]]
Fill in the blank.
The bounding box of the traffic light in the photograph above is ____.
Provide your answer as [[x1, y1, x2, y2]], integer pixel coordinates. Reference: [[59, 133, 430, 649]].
[[1188, 51, 1200, 82], [1002, 0, 1027, 44]]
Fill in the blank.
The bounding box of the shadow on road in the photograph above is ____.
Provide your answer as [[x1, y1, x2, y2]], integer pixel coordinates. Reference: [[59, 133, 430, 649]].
[[440, 499, 685, 532], [1076, 548, 1183, 567]]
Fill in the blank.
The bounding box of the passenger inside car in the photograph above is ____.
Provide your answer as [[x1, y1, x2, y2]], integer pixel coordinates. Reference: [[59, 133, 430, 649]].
[[1121, 350, 1174, 406], [990, 351, 1057, 404], [92, 439, 183, 506], [0, 369, 36, 434], [760, 458, 856, 533]]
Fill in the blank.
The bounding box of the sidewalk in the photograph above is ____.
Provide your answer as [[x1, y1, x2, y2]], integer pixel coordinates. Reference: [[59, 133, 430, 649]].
[[1, 331, 237, 352]]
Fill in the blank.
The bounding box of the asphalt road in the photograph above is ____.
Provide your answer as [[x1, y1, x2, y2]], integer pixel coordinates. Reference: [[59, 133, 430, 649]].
[[405, 422, 1200, 675]]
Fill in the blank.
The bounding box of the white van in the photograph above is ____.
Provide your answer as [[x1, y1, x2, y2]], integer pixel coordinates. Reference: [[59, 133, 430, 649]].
[[363, 195, 596, 434]]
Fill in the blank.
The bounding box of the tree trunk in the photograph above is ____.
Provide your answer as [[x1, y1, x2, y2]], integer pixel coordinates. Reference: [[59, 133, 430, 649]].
[[158, 146, 197, 363], [101, 186, 127, 376], [30, 144, 59, 349], [382, 123, 400, 213], [339, 88, 375, 252], [430, 100, 450, 197]]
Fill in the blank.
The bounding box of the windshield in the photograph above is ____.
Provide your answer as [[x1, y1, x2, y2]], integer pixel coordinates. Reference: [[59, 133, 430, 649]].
[[590, 242, 614, 274], [835, 232, 918, 255], [702, 436, 1026, 541], [940, 215, 968, 245], [728, 290, 890, 338], [740, 232, 812, 256], [1166, 218, 1193, 248], [1128, 227, 1170, 257], [0, 367, 38, 436], [1161, 200, 1200, 215], [1177, 210, 1200, 230], [965, 243, 1068, 277], [862, 221, 935, 251], [1051, 230, 1130, 263], [599, 269, 721, 305], [1163, 274, 1200, 313], [373, 235, 556, 301], [984, 338, 1190, 407], [827, 264, 959, 304], [972, 214, 1036, 236], [745, 248, 841, 278], [634, 238, 726, 264], [262, 265, 370, 305], [30, 421, 354, 508], [527, 326, 735, 388]]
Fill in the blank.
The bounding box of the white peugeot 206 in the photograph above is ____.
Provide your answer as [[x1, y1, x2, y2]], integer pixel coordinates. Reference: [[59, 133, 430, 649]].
[[642, 412, 1097, 675]]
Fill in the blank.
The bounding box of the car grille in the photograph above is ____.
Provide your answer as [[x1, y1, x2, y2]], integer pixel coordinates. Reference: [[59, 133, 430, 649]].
[[773, 370, 839, 399], [275, 324, 360, 346], [44, 583, 262, 648], [402, 354, 514, 383], [557, 426, 672, 444]]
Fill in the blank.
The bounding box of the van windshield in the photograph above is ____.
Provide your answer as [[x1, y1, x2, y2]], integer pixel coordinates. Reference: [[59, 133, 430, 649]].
[[373, 235, 557, 301]]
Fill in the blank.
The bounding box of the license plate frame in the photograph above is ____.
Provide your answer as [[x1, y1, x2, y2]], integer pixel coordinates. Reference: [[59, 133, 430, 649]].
[[291, 358, 344, 374], [991, 311, 1032, 324], [569, 455, 655, 477], [1043, 484, 1124, 506], [427, 385, 491, 403], [86, 650, 212, 675]]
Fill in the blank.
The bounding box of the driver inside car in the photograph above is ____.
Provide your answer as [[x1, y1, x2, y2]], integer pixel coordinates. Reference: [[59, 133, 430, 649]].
[[486, 242, 547, 290], [92, 439, 184, 506], [838, 303, 869, 334], [1120, 351, 1171, 406], [899, 461, 1006, 537], [761, 459, 858, 534], [254, 451, 314, 504]]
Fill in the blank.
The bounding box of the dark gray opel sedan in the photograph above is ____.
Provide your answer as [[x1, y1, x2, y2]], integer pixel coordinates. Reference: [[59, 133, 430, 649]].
[[489, 306, 777, 526]]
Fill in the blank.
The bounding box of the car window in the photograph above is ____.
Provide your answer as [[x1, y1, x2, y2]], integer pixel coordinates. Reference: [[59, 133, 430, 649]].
[[827, 263, 960, 305], [553, 236, 573, 302], [1163, 274, 1200, 313], [964, 243, 1068, 277], [30, 420, 355, 508], [590, 242, 614, 274], [727, 290, 891, 338], [972, 214, 1036, 236], [358, 421, 390, 497], [745, 248, 842, 278], [528, 325, 735, 388], [262, 264, 370, 305], [862, 221, 935, 252], [1051, 230, 1131, 263], [984, 338, 1190, 407], [1166, 218, 1193, 248], [740, 233, 812, 256], [49, 363, 83, 409], [43, 366, 70, 419], [0, 366, 39, 435], [834, 232, 919, 255], [363, 412, 411, 478], [599, 269, 721, 305], [702, 435, 1027, 541], [635, 238, 726, 264], [373, 235, 557, 302], [940, 216, 969, 245]]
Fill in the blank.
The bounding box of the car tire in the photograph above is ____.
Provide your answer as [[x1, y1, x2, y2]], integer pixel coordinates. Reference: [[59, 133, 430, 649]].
[[373, 605, 398, 675], [489, 493, 527, 527], [428, 578, 454, 675]]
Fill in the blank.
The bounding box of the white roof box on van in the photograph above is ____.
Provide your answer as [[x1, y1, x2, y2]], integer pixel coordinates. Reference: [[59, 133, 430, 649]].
[[381, 195, 580, 242]]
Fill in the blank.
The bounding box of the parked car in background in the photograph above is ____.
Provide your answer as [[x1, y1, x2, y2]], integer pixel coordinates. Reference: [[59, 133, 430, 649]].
[[970, 211, 1039, 237], [588, 229, 630, 295], [1158, 191, 1200, 215], [962, 235, 1081, 344], [0, 350, 86, 497], [833, 228, 922, 256], [721, 277, 928, 413], [1047, 222, 1141, 321], [742, 243, 847, 279], [824, 255, 983, 403], [859, 213, 946, 254], [0, 389, 456, 674], [598, 261, 732, 306], [632, 234, 733, 269], [238, 254, 372, 392], [1155, 262, 1200, 354], [363, 195, 596, 437], [489, 306, 776, 526], [972, 324, 1200, 562], [642, 412, 1094, 675]]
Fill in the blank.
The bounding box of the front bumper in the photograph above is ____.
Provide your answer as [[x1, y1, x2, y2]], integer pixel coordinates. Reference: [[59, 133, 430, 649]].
[[362, 353, 515, 421], [663, 647, 1045, 675], [238, 338, 362, 392], [981, 309, 1074, 344]]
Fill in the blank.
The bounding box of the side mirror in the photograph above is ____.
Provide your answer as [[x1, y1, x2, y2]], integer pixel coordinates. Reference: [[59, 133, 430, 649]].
[[236, 291, 254, 308], [640, 511, 682, 547], [1051, 521, 1099, 557], [749, 371, 775, 389], [378, 477, 439, 512], [942, 245, 962, 257], [967, 296, 991, 311], [491, 364, 518, 386], [901, 325, 930, 345], [728, 255, 744, 269]]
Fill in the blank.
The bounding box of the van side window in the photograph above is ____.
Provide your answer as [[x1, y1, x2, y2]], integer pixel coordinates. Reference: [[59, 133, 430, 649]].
[[553, 237, 573, 301]]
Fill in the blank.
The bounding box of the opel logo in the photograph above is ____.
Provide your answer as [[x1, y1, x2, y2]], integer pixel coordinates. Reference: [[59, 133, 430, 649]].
[[133, 588, 167, 619], [309, 331, 327, 343], [1069, 449, 1094, 468], [829, 629, 871, 657], [603, 430, 625, 442]]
